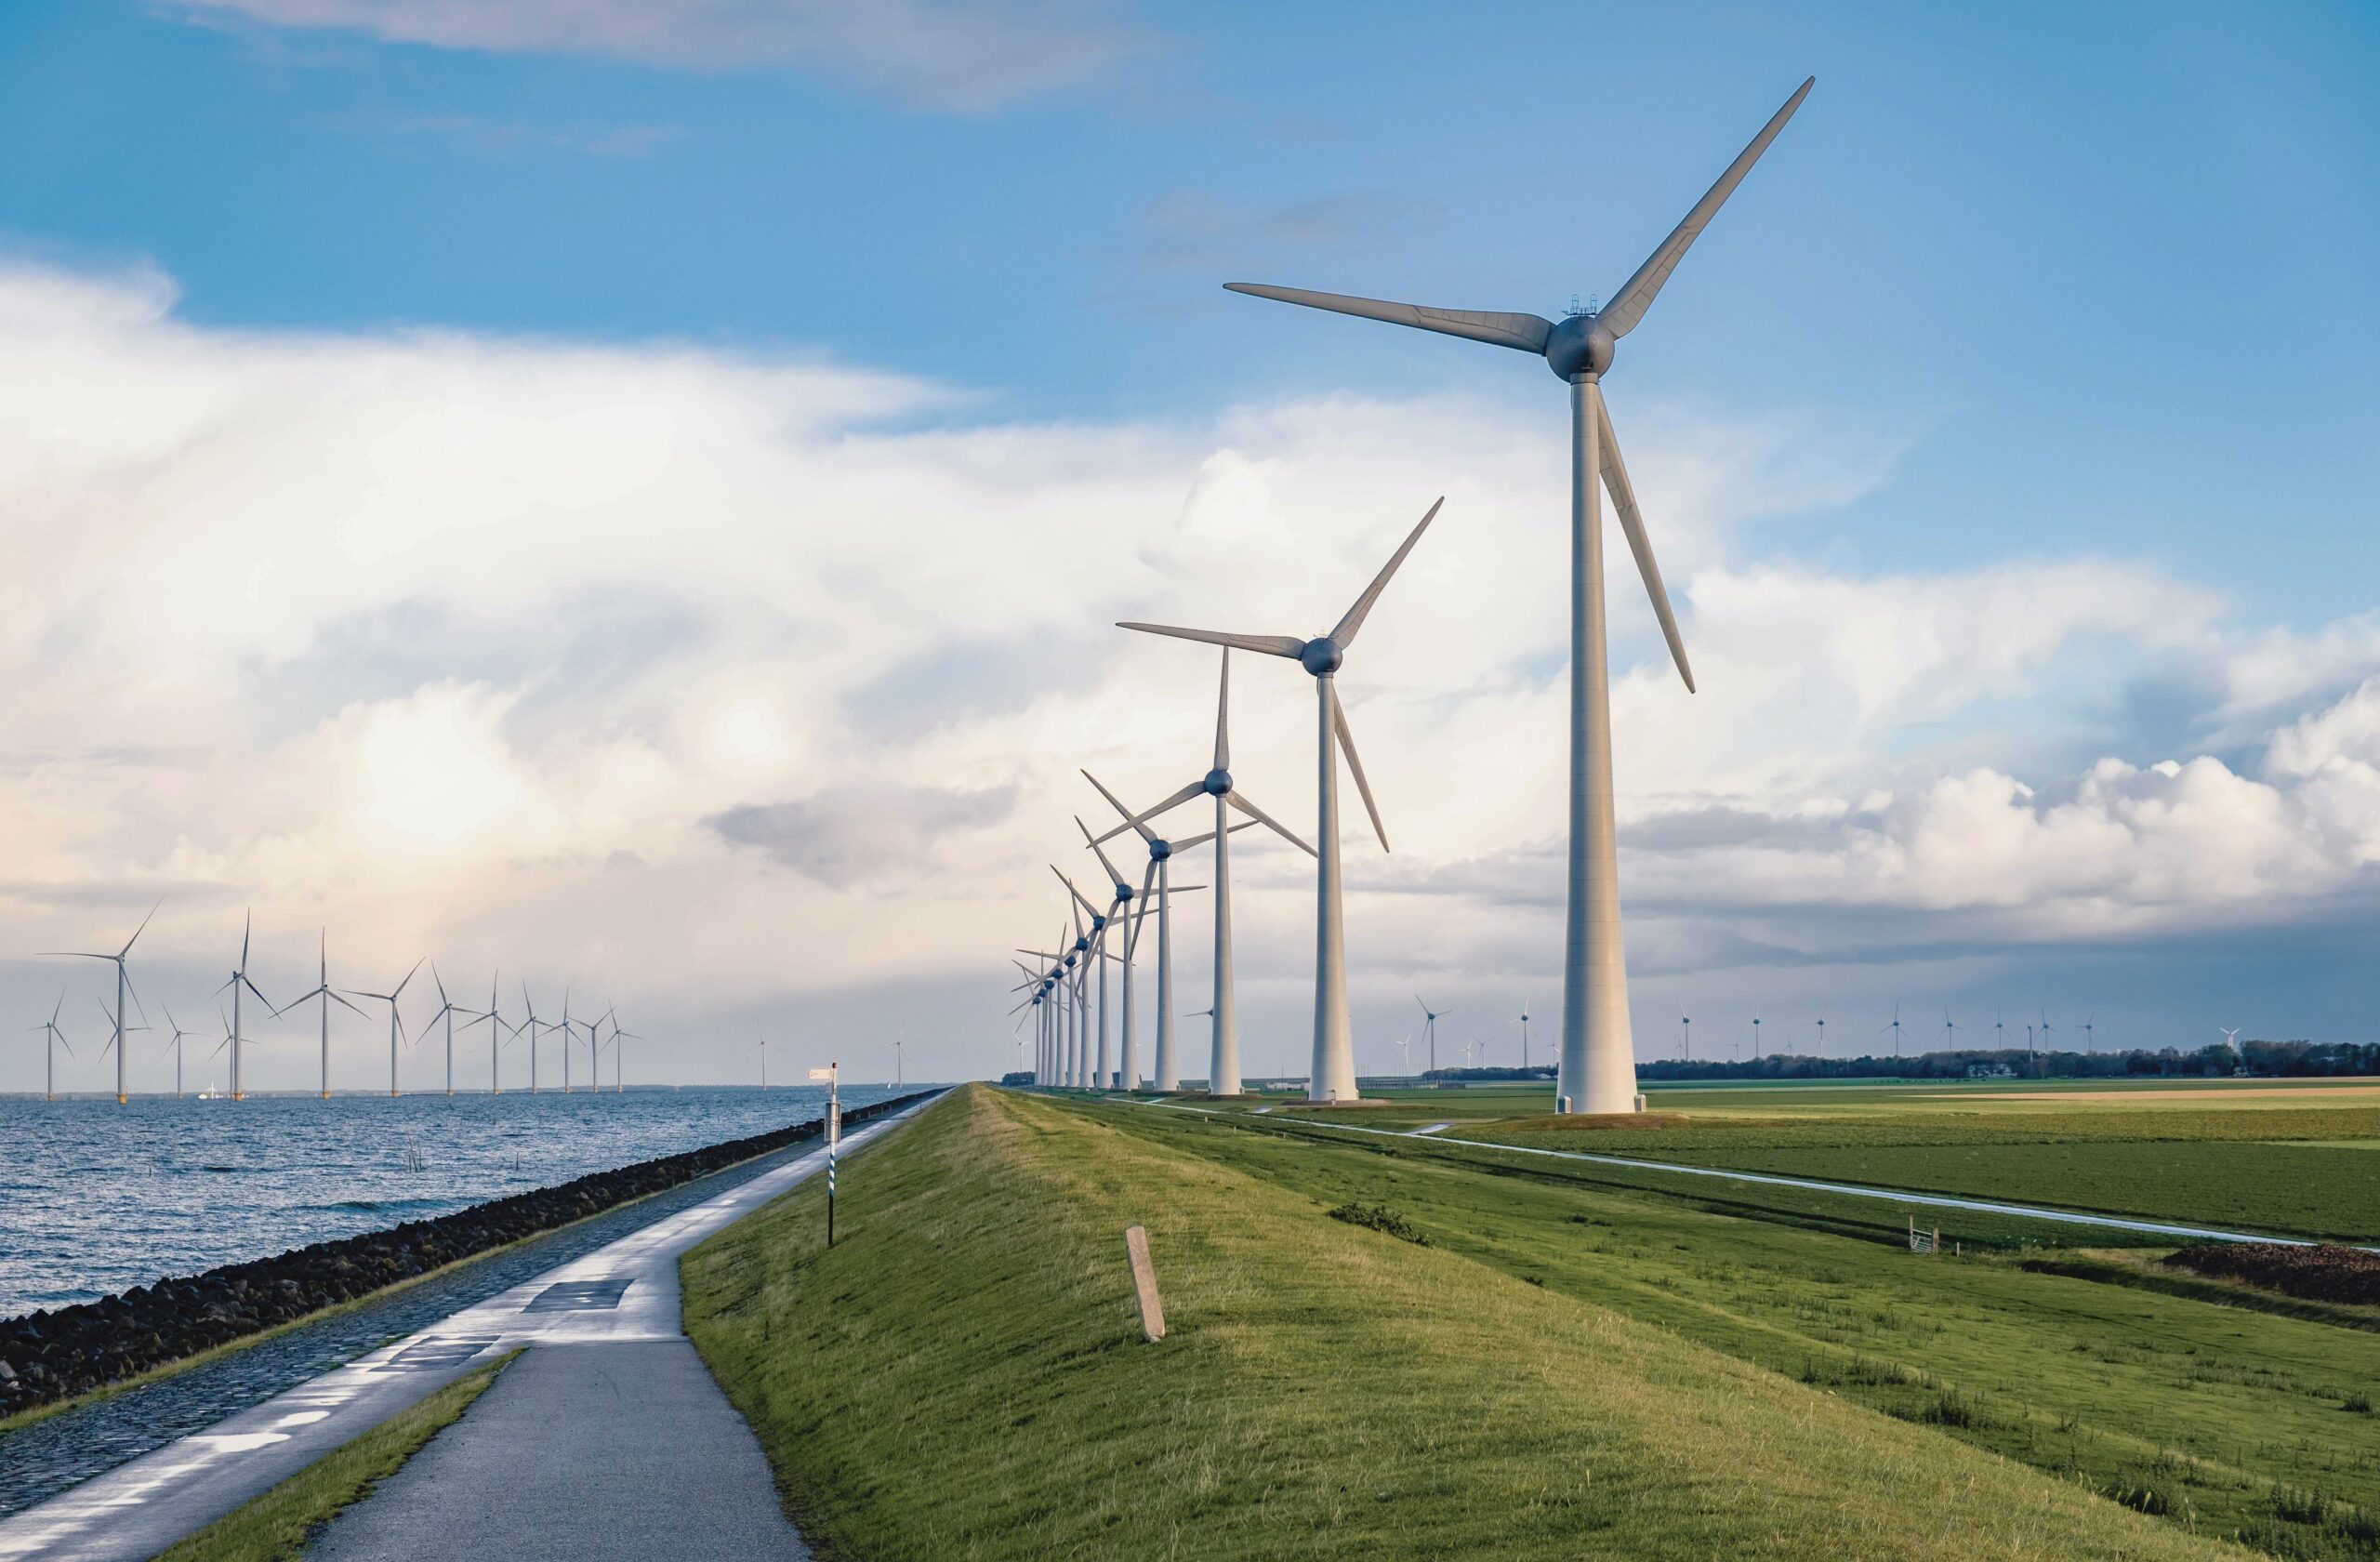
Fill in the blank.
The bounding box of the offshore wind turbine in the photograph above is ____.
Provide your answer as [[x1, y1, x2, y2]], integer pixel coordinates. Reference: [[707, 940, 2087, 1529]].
[[1226, 78, 1815, 1112], [421, 965, 471, 1097], [517, 981, 546, 1092], [275, 931, 366, 1099], [1097, 650, 1314, 1097], [1120, 496, 1443, 1102], [458, 971, 505, 1093], [162, 1005, 198, 1100], [30, 995, 73, 1102], [44, 896, 163, 1105], [347, 958, 423, 1099], [214, 911, 275, 1102]]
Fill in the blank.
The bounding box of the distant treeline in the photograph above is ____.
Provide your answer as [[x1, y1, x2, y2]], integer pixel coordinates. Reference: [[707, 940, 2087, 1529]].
[[1412, 1040, 2380, 1084]]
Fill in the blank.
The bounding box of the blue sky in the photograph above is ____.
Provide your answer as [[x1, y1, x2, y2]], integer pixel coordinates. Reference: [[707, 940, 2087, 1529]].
[[5, 2, 2376, 615], [1, 1, 2377, 1087]]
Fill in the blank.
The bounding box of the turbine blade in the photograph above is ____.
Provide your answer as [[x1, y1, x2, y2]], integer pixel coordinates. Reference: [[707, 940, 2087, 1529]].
[[1105, 781, 1205, 841], [1594, 390, 1695, 692], [240, 908, 251, 968], [1173, 819, 1257, 850], [119, 894, 166, 958], [1076, 814, 1128, 887], [1223, 283, 1552, 353], [1598, 76, 1815, 340], [1214, 649, 1231, 771], [1125, 858, 1158, 959], [1117, 622, 1304, 658], [334, 991, 370, 1016], [393, 957, 425, 999], [1050, 866, 1100, 919], [1226, 789, 1316, 856], [1081, 768, 1157, 842], [1329, 683, 1390, 852], [1329, 497, 1444, 648]]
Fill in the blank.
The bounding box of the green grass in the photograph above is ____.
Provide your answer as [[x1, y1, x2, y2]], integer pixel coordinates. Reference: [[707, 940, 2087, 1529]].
[[151, 1350, 516, 1562], [1103, 1102, 2380, 1558], [683, 1085, 2267, 1560]]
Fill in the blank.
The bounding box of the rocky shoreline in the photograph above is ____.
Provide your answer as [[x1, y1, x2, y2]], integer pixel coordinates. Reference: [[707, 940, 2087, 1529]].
[[0, 1092, 929, 1418]]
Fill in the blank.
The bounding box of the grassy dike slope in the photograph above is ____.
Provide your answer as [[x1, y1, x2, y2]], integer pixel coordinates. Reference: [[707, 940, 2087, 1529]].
[[682, 1087, 2250, 1561]]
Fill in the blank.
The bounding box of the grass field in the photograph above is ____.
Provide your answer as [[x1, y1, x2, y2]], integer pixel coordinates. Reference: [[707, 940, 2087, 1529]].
[[1243, 1078, 2380, 1243], [151, 1350, 515, 1562], [682, 1085, 2311, 1560]]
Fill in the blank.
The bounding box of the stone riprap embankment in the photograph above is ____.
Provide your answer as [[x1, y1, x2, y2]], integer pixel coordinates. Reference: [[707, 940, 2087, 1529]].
[[0, 1092, 928, 1419]]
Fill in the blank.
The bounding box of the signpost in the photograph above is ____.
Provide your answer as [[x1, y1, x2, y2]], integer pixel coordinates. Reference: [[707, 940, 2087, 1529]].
[[810, 1063, 839, 1246]]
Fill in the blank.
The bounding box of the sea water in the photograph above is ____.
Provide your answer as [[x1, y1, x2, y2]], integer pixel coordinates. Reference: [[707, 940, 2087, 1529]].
[[0, 1084, 908, 1317]]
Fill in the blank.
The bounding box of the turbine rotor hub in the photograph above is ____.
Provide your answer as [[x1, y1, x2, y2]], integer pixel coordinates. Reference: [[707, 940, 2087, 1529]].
[[1299, 638, 1343, 676], [1150, 839, 1173, 861], [1543, 313, 1617, 380], [1202, 768, 1232, 796]]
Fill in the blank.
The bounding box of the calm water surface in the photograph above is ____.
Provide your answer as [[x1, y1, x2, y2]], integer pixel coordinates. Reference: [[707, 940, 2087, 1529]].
[[0, 1084, 909, 1317]]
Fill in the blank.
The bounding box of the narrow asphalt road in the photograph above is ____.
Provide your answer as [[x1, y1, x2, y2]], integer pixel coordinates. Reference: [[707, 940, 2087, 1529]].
[[0, 1098, 927, 1562]]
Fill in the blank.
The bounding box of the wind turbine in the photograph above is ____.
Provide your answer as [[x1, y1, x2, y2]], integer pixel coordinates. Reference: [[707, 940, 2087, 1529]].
[[1084, 769, 1237, 1092], [275, 931, 365, 1099], [1518, 1003, 1534, 1069], [1943, 1009, 1958, 1049], [1120, 496, 1443, 1102], [29, 995, 73, 1102], [606, 1014, 638, 1092], [1813, 1014, 1827, 1058], [1679, 1013, 1690, 1063], [1415, 997, 1448, 1073], [44, 896, 163, 1105], [2219, 1026, 2242, 1066], [1993, 1008, 2006, 1053], [1880, 1005, 1904, 1060], [1097, 650, 1315, 1097], [95, 998, 150, 1092], [214, 911, 275, 1102], [1054, 867, 1115, 1091], [576, 1007, 612, 1094], [420, 965, 471, 1097], [753, 1033, 770, 1090], [2037, 1008, 2055, 1062], [1752, 1011, 1762, 1058], [346, 959, 423, 1098], [2082, 1013, 2096, 1052], [162, 1005, 199, 1100], [559, 990, 576, 1094], [1393, 1033, 1413, 1075], [1225, 79, 1816, 1113], [516, 981, 546, 1092], [458, 971, 506, 1094]]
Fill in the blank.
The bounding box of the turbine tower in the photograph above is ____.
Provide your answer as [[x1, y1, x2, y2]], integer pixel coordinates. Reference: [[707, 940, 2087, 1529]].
[[1225, 78, 1815, 1112], [44, 896, 163, 1105], [1096, 651, 1313, 1096], [1120, 496, 1443, 1103]]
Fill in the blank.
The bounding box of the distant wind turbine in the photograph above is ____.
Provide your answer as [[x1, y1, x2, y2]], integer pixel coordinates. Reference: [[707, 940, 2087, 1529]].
[[1880, 1004, 1904, 1060], [43, 896, 163, 1105], [29, 994, 73, 1102], [1096, 650, 1315, 1096], [275, 931, 366, 1099], [1225, 78, 1818, 1112], [1416, 997, 1448, 1073], [162, 1005, 199, 1100], [214, 911, 274, 1102], [346, 959, 423, 1099], [1083, 769, 1237, 1092], [1119, 496, 1443, 1102]]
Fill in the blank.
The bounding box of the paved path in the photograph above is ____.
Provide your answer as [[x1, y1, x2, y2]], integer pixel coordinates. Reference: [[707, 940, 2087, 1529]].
[[0, 1100, 925, 1562], [311, 1342, 807, 1562]]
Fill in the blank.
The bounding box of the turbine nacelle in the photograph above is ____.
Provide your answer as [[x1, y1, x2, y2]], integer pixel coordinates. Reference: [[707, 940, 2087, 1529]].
[[1150, 839, 1173, 861], [1542, 314, 1617, 381], [1201, 768, 1233, 796], [1297, 637, 1343, 676]]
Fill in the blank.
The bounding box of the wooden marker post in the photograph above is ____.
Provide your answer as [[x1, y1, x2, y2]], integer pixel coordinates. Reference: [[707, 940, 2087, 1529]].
[[1123, 1225, 1165, 1342], [811, 1063, 840, 1246]]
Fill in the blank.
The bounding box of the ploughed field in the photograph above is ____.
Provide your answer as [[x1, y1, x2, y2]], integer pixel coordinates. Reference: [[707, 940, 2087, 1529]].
[[682, 1085, 2379, 1561]]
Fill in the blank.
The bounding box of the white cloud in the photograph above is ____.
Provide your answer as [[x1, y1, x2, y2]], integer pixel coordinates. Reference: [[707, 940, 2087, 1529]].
[[5, 255, 2380, 1087], [171, 0, 1151, 111]]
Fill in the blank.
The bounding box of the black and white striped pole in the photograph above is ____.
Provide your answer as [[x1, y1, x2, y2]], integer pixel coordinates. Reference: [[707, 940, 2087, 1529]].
[[812, 1061, 840, 1246]]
